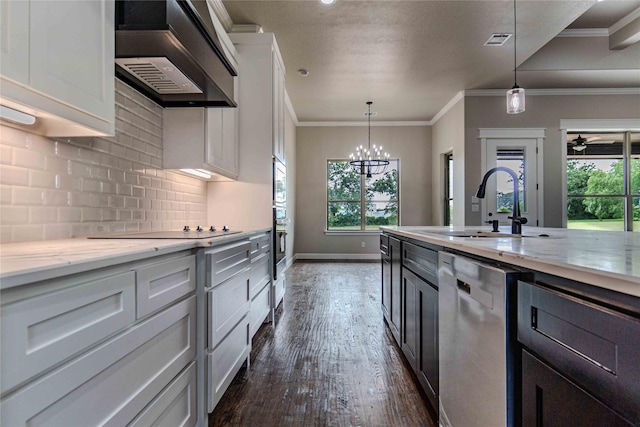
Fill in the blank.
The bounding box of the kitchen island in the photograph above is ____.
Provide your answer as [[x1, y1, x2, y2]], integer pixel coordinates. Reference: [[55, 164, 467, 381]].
[[381, 225, 640, 427]]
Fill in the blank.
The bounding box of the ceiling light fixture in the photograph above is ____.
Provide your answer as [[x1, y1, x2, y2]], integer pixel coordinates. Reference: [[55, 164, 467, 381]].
[[349, 101, 390, 178], [506, 0, 525, 114], [298, 68, 310, 77], [320, 0, 335, 4]]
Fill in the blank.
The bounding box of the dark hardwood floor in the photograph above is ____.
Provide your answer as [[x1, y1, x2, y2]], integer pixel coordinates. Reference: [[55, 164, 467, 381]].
[[209, 262, 436, 427]]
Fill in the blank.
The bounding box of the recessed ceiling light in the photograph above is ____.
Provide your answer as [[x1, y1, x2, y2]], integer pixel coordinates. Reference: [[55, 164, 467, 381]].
[[298, 69, 310, 77], [320, 0, 335, 5]]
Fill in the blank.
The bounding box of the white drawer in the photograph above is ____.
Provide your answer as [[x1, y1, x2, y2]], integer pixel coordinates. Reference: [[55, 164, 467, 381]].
[[1, 271, 136, 394], [1, 296, 196, 427], [249, 256, 270, 300], [208, 270, 250, 349], [250, 232, 270, 263], [129, 362, 197, 427], [137, 254, 196, 318], [250, 282, 271, 338], [207, 317, 250, 412], [206, 241, 251, 287]]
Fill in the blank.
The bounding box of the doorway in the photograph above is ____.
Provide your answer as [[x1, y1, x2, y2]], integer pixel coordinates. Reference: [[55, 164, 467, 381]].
[[479, 129, 545, 227]]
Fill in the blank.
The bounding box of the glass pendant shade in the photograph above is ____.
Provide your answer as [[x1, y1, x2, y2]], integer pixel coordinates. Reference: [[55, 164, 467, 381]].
[[506, 86, 525, 114]]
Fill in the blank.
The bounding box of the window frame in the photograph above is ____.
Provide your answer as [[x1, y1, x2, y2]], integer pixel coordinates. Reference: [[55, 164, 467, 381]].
[[326, 159, 400, 233]]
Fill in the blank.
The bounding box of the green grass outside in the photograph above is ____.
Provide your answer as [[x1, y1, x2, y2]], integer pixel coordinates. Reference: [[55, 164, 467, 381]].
[[567, 219, 640, 232]]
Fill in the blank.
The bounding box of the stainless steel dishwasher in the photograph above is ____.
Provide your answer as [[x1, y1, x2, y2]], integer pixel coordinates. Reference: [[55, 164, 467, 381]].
[[438, 252, 530, 427]]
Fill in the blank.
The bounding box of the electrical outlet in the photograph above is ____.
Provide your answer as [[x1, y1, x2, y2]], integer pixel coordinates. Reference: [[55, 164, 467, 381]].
[[361, 241, 366, 248]]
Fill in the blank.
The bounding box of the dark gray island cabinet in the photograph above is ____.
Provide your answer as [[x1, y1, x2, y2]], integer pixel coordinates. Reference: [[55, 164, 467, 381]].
[[380, 227, 640, 427]]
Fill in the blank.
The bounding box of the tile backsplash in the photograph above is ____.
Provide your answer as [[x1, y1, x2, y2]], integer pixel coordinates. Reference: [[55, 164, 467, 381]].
[[0, 80, 207, 243]]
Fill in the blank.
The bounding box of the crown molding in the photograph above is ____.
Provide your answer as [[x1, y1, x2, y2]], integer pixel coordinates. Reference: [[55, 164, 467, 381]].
[[430, 91, 465, 125], [205, 0, 233, 33], [297, 121, 431, 127], [557, 28, 609, 37], [609, 6, 640, 35]]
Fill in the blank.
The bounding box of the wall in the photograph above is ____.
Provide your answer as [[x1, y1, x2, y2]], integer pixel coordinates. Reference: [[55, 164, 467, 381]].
[[431, 98, 465, 226], [464, 93, 640, 228], [0, 80, 207, 243], [295, 125, 432, 257]]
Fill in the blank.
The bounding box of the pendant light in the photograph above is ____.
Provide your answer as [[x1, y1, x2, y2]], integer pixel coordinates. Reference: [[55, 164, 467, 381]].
[[349, 101, 390, 178], [506, 0, 525, 114]]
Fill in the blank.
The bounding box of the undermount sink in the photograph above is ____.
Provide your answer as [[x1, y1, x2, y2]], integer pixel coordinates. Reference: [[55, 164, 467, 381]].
[[415, 230, 550, 238]]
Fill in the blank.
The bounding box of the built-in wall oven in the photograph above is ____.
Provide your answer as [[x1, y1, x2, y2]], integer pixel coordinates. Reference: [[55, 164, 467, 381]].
[[273, 158, 288, 279]]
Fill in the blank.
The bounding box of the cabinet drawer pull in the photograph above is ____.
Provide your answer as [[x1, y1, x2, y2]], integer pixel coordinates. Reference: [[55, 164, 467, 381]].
[[457, 280, 471, 294]]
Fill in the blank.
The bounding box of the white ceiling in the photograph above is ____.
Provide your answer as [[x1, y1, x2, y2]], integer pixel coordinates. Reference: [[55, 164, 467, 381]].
[[221, 0, 640, 122]]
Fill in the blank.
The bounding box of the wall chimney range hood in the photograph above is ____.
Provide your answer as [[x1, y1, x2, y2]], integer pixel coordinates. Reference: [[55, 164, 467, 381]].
[[115, 0, 237, 107]]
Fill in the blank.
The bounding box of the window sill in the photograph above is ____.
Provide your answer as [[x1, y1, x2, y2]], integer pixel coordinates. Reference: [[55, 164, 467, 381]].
[[324, 230, 382, 236]]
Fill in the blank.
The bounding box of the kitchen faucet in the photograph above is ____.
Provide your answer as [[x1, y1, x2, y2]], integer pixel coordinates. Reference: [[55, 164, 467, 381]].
[[475, 167, 528, 234]]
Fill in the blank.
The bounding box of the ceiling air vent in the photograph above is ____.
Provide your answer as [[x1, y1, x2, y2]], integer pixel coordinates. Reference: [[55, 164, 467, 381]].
[[484, 33, 512, 46], [115, 57, 203, 94]]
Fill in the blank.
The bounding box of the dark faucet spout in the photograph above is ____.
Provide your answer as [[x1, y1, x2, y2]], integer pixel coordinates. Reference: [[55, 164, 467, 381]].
[[476, 166, 527, 234]]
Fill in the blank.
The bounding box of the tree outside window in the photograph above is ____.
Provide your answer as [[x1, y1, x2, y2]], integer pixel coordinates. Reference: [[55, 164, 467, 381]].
[[327, 160, 399, 231]]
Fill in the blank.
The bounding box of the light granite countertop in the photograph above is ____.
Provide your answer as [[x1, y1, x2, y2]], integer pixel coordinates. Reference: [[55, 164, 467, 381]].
[[0, 228, 271, 289], [381, 226, 640, 298]]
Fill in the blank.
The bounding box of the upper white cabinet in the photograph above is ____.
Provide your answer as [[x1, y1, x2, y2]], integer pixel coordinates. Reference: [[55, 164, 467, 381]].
[[163, 107, 239, 180], [0, 0, 115, 137], [230, 33, 287, 164], [272, 56, 286, 163]]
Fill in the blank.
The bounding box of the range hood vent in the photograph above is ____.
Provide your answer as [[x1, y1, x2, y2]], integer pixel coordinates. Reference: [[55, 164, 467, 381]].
[[115, 57, 203, 94], [115, 0, 237, 107]]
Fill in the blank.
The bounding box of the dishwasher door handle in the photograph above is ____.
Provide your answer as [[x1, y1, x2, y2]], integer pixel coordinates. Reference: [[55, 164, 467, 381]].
[[456, 279, 494, 309]]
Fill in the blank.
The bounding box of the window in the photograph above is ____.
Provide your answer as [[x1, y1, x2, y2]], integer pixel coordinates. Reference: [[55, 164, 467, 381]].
[[444, 152, 453, 225], [566, 132, 639, 232], [327, 159, 399, 231]]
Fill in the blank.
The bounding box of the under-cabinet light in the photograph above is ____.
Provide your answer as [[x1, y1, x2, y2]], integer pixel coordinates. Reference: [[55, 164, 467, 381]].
[[0, 105, 36, 125], [180, 169, 212, 179]]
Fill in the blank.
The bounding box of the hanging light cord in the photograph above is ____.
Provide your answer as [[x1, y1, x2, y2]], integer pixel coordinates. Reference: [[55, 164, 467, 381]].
[[513, 0, 517, 87], [367, 101, 372, 150]]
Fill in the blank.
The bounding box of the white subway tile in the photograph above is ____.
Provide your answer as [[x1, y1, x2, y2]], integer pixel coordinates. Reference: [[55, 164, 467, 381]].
[[0, 185, 11, 204], [109, 195, 125, 208], [91, 194, 109, 207], [109, 222, 126, 233], [102, 209, 117, 221], [14, 188, 44, 205], [83, 179, 102, 192], [13, 147, 45, 169], [132, 210, 144, 220], [11, 224, 45, 242], [45, 156, 70, 174], [58, 207, 82, 223], [82, 208, 102, 222], [94, 224, 110, 234], [30, 206, 58, 223], [1, 206, 29, 224], [0, 126, 28, 147], [140, 198, 151, 210], [29, 170, 56, 188], [110, 141, 127, 158], [26, 133, 55, 155], [0, 166, 29, 186], [69, 192, 92, 207], [124, 197, 138, 209], [118, 158, 133, 172], [1, 145, 12, 164], [124, 222, 139, 232], [132, 186, 145, 198], [71, 223, 94, 237], [102, 181, 115, 194], [46, 190, 69, 206], [156, 189, 167, 200], [118, 210, 132, 221], [0, 225, 12, 243], [117, 183, 132, 196], [124, 172, 139, 185], [44, 223, 71, 240]]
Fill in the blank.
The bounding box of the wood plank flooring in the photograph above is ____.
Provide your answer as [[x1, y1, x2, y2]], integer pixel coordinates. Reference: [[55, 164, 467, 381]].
[[209, 262, 436, 427]]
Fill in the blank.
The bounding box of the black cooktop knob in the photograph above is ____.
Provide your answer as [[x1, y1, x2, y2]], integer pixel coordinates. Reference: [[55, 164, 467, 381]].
[[222, 225, 229, 232], [209, 226, 216, 232], [183, 225, 190, 232], [196, 225, 203, 232]]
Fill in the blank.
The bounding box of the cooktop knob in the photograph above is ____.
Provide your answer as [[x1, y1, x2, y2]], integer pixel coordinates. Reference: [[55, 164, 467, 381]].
[[222, 225, 229, 232], [183, 225, 190, 232], [196, 225, 203, 232], [209, 226, 216, 232]]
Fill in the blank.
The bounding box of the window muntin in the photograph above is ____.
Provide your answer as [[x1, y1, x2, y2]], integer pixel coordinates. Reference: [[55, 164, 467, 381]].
[[327, 160, 399, 231]]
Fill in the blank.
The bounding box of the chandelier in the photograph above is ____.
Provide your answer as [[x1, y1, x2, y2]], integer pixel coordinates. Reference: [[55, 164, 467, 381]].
[[349, 101, 390, 178], [506, 0, 525, 114]]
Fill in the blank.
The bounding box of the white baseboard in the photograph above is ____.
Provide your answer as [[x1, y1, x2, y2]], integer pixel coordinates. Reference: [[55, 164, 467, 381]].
[[295, 253, 381, 261]]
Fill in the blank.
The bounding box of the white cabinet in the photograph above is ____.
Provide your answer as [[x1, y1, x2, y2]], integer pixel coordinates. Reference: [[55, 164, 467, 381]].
[[0, 0, 115, 137], [0, 251, 198, 427], [205, 240, 252, 412], [164, 107, 239, 180], [249, 231, 272, 337], [272, 57, 286, 163]]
